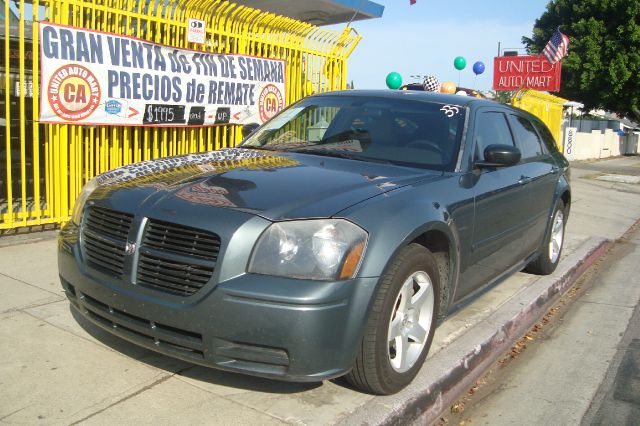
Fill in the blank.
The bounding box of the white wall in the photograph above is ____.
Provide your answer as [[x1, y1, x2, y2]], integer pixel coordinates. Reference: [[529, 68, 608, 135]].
[[562, 128, 632, 161]]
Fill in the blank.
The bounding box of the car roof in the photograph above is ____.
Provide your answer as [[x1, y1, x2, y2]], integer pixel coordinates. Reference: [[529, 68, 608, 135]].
[[307, 90, 547, 130], [311, 89, 496, 108]]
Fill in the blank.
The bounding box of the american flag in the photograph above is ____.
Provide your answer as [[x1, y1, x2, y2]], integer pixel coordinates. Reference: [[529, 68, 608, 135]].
[[543, 29, 570, 64]]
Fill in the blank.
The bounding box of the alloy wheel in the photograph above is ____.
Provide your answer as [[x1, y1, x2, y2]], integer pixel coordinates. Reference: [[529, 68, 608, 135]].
[[549, 209, 564, 263], [387, 270, 435, 373]]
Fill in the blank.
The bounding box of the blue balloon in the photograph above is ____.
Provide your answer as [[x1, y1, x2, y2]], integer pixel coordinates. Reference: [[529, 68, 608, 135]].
[[473, 61, 486, 76]]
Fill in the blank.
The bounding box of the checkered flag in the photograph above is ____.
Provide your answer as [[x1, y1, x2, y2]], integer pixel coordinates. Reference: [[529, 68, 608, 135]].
[[423, 75, 439, 92]]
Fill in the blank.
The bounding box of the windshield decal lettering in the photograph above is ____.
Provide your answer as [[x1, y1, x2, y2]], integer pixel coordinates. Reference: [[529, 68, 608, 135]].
[[440, 105, 461, 118]]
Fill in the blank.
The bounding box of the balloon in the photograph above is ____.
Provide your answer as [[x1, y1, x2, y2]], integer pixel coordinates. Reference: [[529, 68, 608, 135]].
[[441, 81, 456, 94], [386, 72, 403, 90], [454, 56, 467, 71], [422, 75, 440, 92], [473, 61, 486, 75], [456, 90, 468, 96]]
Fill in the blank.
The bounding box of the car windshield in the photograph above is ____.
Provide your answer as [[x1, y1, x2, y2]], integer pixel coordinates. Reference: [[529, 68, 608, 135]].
[[242, 95, 466, 171]]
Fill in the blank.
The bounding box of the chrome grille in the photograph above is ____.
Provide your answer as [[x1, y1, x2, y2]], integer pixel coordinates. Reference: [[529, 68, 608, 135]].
[[137, 219, 220, 296], [82, 206, 133, 278], [143, 219, 220, 260], [85, 205, 132, 240]]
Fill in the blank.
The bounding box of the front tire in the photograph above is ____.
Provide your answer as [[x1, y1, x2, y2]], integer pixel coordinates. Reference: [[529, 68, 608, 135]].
[[526, 199, 566, 275], [346, 244, 440, 395]]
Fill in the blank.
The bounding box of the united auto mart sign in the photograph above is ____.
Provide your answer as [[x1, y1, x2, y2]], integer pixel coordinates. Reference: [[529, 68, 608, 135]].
[[493, 55, 562, 92]]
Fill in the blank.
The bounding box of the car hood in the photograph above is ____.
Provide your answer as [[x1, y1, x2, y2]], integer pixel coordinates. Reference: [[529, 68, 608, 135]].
[[92, 147, 443, 220]]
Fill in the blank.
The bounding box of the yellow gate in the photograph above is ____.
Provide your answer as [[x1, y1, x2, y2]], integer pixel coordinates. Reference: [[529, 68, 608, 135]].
[[1, 0, 360, 231], [511, 89, 567, 150]]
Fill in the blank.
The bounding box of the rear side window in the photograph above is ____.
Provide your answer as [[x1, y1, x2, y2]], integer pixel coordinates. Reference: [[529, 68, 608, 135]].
[[532, 120, 559, 153], [474, 112, 514, 160], [509, 115, 545, 158]]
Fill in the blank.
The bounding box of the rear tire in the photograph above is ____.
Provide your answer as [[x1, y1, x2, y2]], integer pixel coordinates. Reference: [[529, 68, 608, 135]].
[[346, 244, 440, 395], [526, 199, 566, 275]]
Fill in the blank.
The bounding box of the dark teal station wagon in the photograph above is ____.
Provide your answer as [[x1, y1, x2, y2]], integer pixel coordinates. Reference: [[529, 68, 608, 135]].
[[58, 90, 570, 394]]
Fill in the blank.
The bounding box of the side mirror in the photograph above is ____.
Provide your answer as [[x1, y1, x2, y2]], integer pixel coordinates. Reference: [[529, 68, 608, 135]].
[[241, 123, 260, 138], [476, 144, 521, 168]]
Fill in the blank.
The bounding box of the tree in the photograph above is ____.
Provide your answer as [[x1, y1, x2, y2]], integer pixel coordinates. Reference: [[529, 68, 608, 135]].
[[522, 0, 640, 119], [488, 90, 515, 104]]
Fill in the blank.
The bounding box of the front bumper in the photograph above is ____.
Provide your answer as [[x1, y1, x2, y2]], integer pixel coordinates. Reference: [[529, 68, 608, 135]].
[[58, 223, 379, 382]]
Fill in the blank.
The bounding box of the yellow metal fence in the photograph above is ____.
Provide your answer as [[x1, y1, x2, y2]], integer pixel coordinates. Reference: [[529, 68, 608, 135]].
[[1, 0, 360, 230], [511, 89, 567, 150]]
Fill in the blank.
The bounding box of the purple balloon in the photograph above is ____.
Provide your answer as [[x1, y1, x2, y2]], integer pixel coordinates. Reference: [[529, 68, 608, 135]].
[[473, 61, 486, 76]]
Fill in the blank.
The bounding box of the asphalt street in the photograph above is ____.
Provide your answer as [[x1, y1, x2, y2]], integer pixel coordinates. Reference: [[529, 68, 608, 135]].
[[582, 279, 640, 426]]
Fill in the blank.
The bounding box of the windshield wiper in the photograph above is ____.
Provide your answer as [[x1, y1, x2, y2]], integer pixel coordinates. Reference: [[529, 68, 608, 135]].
[[284, 148, 394, 165], [245, 144, 394, 165], [242, 145, 280, 151]]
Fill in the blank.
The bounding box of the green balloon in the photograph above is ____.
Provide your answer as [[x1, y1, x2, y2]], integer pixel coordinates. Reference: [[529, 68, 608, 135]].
[[386, 72, 402, 90], [454, 56, 467, 71]]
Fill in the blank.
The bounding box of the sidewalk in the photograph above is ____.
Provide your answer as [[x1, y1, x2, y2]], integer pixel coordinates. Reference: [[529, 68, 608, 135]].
[[1, 156, 639, 425]]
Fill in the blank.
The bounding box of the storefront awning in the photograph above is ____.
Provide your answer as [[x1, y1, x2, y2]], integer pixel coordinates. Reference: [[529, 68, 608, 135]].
[[232, 0, 384, 25]]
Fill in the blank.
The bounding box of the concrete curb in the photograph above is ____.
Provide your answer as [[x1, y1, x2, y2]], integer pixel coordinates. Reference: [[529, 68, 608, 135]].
[[338, 237, 613, 426]]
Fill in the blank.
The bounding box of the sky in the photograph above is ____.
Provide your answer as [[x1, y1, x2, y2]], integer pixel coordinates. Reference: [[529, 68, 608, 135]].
[[5, 0, 549, 93], [329, 0, 551, 92]]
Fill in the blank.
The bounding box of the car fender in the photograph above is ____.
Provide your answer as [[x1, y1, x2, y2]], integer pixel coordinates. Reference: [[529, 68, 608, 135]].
[[554, 173, 571, 216], [529, 171, 571, 259], [336, 186, 462, 317]]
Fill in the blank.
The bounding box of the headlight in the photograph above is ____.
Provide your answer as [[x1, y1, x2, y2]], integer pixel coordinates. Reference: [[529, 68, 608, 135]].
[[248, 219, 368, 280], [71, 178, 98, 225]]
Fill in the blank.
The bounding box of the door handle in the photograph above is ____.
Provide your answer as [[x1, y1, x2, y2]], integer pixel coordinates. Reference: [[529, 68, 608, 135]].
[[518, 175, 531, 185], [551, 166, 561, 174]]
